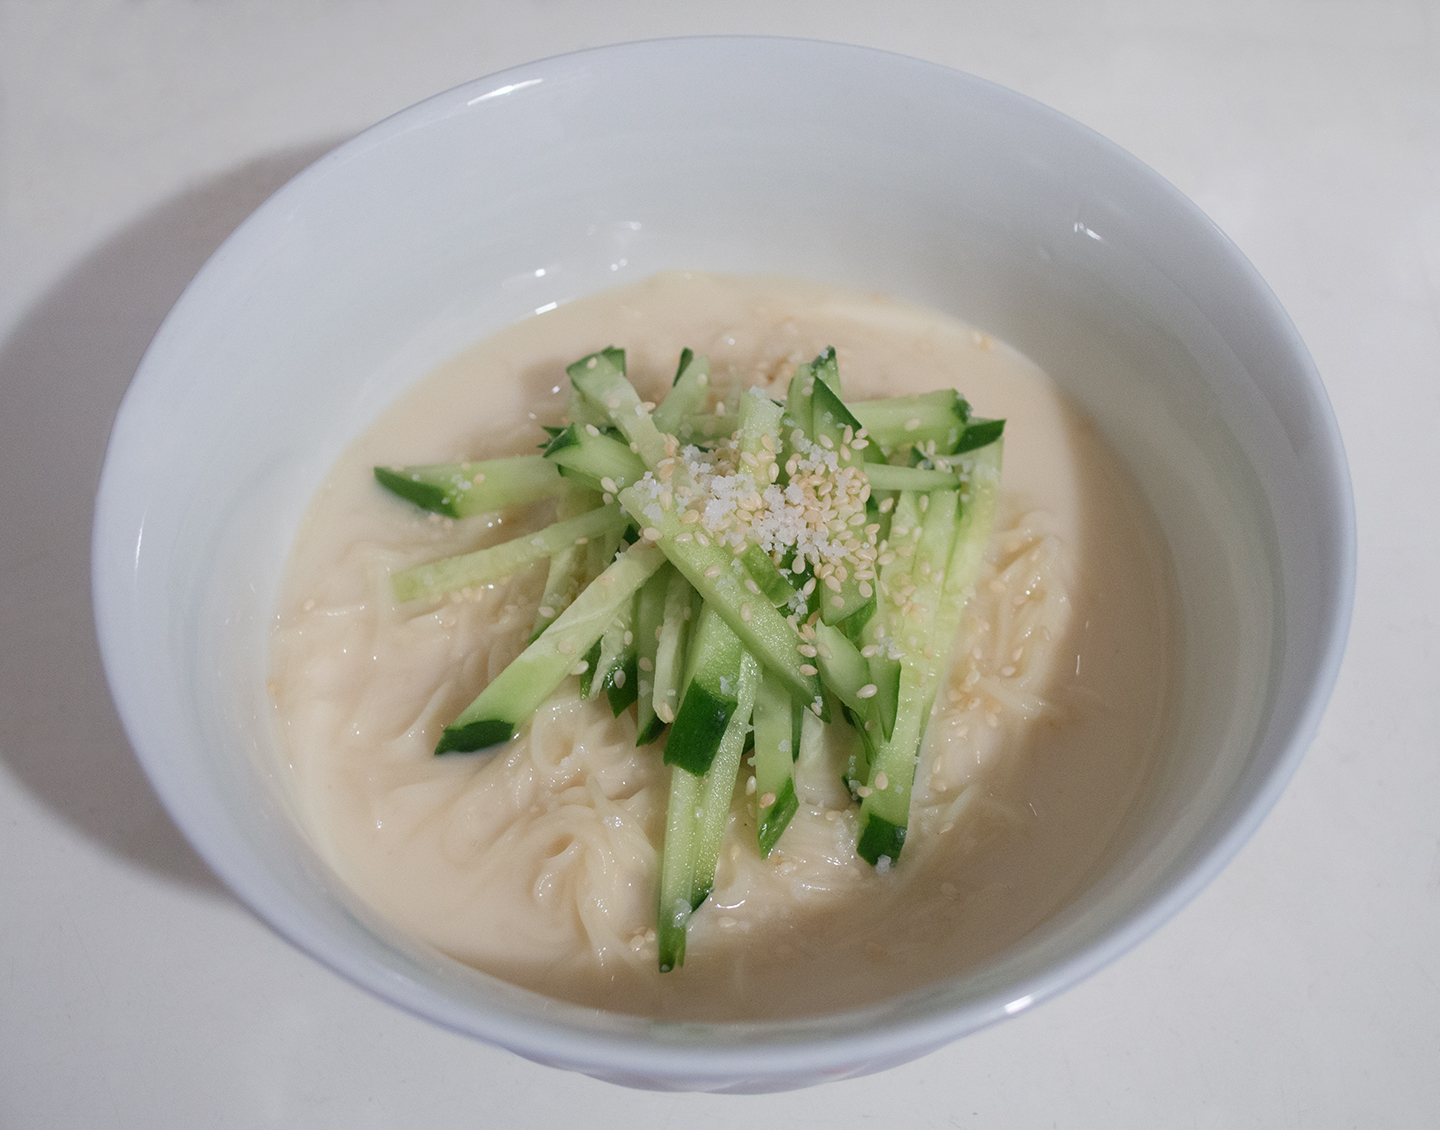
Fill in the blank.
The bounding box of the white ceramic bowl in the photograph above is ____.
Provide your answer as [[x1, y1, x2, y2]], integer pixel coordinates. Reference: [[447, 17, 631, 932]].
[[92, 38, 1354, 1092]]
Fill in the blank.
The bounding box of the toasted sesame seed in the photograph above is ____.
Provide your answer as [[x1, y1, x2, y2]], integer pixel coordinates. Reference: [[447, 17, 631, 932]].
[[799, 664, 818, 676], [759, 792, 776, 808], [639, 656, 654, 671]]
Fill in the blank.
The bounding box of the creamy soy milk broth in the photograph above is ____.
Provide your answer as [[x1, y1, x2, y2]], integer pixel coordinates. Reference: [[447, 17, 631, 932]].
[[270, 273, 1177, 1020]]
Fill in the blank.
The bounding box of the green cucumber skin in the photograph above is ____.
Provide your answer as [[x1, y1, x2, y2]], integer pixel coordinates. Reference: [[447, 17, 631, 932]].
[[437, 542, 665, 754], [577, 637, 603, 700], [434, 718, 516, 756], [663, 606, 744, 776], [605, 651, 639, 716], [951, 418, 1005, 455], [855, 814, 906, 866], [657, 652, 759, 972], [757, 776, 799, 858], [664, 682, 736, 775], [374, 466, 456, 516], [375, 455, 568, 518]]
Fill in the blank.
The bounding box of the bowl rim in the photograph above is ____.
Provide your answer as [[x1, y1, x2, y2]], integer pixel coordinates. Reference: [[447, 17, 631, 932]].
[[92, 34, 1357, 1086]]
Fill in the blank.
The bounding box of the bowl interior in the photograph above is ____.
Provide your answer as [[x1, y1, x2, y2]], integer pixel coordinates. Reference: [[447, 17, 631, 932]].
[[92, 38, 1352, 1091]]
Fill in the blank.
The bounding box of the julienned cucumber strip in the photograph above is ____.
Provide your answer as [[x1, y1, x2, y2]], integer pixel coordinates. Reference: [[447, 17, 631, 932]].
[[435, 542, 666, 754], [618, 481, 824, 714], [649, 567, 695, 733], [542, 424, 648, 491], [738, 543, 797, 607], [566, 348, 671, 469], [753, 669, 799, 857], [657, 651, 760, 972], [676, 412, 738, 446], [633, 563, 672, 745], [863, 464, 963, 492], [391, 504, 625, 604], [812, 621, 899, 740], [809, 378, 872, 626], [664, 604, 744, 776], [652, 351, 710, 436], [855, 488, 963, 866], [851, 390, 969, 451], [531, 543, 582, 641], [591, 589, 640, 716], [374, 455, 568, 518], [530, 491, 599, 639]]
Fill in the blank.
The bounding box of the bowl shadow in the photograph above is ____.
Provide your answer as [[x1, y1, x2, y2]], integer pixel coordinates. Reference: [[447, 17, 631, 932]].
[[0, 139, 348, 896]]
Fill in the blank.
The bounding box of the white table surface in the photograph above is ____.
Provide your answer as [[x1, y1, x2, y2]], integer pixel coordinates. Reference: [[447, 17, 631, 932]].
[[3, 2, 1436, 1125]]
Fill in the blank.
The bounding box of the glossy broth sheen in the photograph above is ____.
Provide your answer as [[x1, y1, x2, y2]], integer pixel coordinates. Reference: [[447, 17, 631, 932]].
[[269, 273, 1178, 1020]]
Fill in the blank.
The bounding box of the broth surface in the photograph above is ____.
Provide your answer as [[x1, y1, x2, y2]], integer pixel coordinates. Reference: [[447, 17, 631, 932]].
[[269, 272, 1178, 1020]]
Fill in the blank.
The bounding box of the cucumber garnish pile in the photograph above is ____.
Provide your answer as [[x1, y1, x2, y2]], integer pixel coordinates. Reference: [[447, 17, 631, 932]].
[[375, 346, 1003, 970]]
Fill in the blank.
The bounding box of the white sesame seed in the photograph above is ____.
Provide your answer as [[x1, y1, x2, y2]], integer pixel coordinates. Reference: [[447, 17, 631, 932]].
[[904, 417, 922, 432], [704, 565, 722, 578], [538, 605, 555, 618], [874, 772, 889, 790], [856, 683, 878, 699], [585, 423, 600, 436], [799, 664, 818, 676], [643, 526, 662, 542]]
